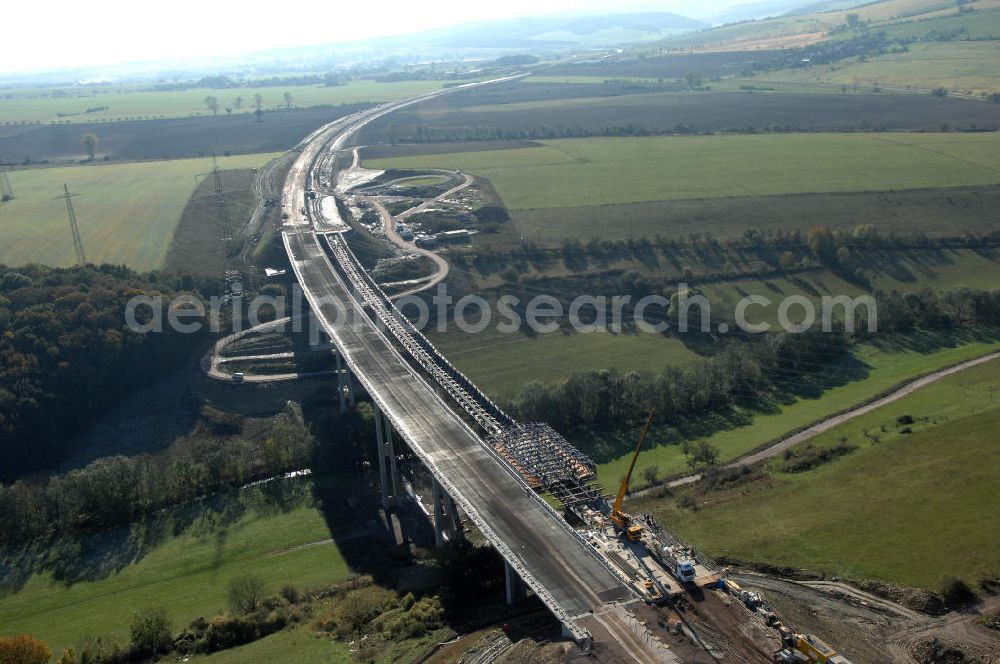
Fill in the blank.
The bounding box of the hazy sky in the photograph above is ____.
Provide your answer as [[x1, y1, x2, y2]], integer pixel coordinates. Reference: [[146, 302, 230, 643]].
[[3, 0, 738, 74]]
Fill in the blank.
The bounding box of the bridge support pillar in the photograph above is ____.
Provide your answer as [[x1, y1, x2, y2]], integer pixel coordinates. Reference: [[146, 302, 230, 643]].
[[336, 353, 345, 412], [346, 366, 355, 407], [373, 404, 399, 510], [335, 352, 356, 414], [505, 561, 527, 605], [432, 479, 446, 547], [431, 479, 460, 546], [382, 412, 402, 498], [445, 495, 461, 539]]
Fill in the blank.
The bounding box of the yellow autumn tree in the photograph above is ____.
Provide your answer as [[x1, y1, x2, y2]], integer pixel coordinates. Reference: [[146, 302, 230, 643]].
[[0, 634, 52, 664]]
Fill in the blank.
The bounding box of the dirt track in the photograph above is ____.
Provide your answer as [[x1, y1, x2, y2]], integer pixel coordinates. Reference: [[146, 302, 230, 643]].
[[735, 574, 1000, 663], [649, 350, 1000, 492]]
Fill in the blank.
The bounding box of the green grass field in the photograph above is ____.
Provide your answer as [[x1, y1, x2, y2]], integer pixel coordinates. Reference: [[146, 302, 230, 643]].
[[430, 326, 703, 398], [0, 154, 276, 270], [187, 626, 351, 663], [756, 42, 1000, 95], [636, 358, 1000, 588], [0, 500, 349, 656], [0, 80, 459, 125], [595, 338, 1000, 489], [365, 133, 1000, 212], [874, 7, 1000, 42]]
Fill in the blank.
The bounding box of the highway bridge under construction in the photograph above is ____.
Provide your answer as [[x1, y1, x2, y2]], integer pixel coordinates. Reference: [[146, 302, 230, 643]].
[[275, 78, 826, 663]]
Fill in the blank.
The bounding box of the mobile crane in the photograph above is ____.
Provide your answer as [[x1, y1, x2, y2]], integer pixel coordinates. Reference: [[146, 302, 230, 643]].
[[610, 411, 654, 541]]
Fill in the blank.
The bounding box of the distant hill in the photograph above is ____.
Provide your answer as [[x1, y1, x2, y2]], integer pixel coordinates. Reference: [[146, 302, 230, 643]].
[[783, 0, 873, 16], [711, 0, 868, 24], [654, 0, 993, 52], [403, 12, 709, 49]]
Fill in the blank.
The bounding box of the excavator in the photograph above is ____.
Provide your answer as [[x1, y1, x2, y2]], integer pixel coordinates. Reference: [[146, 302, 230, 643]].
[[610, 410, 654, 542]]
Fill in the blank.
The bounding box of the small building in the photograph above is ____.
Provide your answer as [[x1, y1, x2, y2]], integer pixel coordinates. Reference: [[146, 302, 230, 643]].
[[435, 229, 477, 244]]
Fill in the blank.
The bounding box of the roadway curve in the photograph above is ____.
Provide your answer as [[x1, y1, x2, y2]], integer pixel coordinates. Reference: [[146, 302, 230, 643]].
[[368, 198, 450, 299], [349, 168, 473, 299], [201, 316, 337, 383], [279, 78, 647, 653], [647, 349, 1000, 492], [396, 170, 474, 221]]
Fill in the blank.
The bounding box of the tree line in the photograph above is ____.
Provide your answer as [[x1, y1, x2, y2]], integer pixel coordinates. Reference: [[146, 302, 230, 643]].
[[505, 287, 1000, 437], [507, 330, 845, 435], [386, 118, 1000, 144], [453, 225, 1000, 265], [0, 407, 314, 547]]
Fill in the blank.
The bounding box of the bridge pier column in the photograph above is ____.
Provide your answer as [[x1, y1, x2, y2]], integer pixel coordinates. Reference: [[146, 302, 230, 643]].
[[335, 352, 356, 413], [382, 411, 401, 498], [505, 561, 527, 605], [346, 363, 356, 407], [336, 353, 346, 413], [430, 479, 460, 546], [432, 479, 446, 547], [445, 495, 461, 539], [373, 404, 394, 510]]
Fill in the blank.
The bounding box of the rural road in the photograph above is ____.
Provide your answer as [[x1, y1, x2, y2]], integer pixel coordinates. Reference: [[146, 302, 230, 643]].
[[201, 315, 336, 383], [351, 168, 474, 300], [396, 170, 475, 221], [641, 349, 1000, 492], [363, 194, 454, 300]]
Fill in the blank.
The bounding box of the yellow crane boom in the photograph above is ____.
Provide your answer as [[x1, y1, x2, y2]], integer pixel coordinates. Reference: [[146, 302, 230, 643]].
[[611, 411, 654, 540]]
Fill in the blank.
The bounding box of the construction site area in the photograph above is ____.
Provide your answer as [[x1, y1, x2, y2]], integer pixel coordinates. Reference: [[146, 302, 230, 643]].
[[207, 283, 868, 664], [203, 82, 1000, 664]]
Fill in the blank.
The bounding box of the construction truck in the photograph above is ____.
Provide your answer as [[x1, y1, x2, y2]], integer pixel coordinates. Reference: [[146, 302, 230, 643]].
[[610, 411, 654, 542], [660, 545, 697, 585], [778, 633, 853, 664]]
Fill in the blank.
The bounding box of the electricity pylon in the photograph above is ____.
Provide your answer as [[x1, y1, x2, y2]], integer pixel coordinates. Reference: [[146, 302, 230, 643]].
[[55, 184, 87, 266], [0, 152, 13, 202]]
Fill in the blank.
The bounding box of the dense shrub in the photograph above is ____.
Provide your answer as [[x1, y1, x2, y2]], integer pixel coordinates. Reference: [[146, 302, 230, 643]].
[[204, 614, 261, 651], [473, 205, 509, 223], [779, 442, 857, 473], [129, 607, 172, 657], [374, 595, 445, 640], [334, 585, 399, 632], [940, 577, 977, 607]]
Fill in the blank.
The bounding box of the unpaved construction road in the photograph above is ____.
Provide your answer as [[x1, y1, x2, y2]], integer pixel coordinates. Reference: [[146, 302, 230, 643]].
[[367, 197, 450, 299], [736, 573, 1000, 663], [362, 170, 475, 300], [653, 350, 1000, 491]]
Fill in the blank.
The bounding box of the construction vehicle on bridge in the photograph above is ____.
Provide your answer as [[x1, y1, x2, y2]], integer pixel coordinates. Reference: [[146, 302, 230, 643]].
[[610, 411, 653, 542], [659, 545, 697, 585]]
